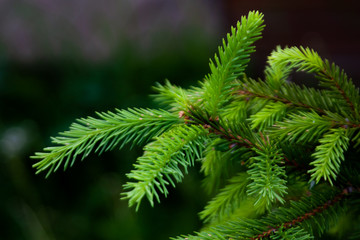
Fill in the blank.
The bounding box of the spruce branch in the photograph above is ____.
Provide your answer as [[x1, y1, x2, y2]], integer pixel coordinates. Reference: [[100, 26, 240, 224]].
[[222, 100, 249, 123], [264, 47, 293, 90], [267, 226, 314, 240], [121, 124, 206, 210], [175, 188, 350, 240], [186, 105, 257, 149], [199, 172, 250, 224], [31, 10, 360, 239], [200, 139, 247, 194], [270, 111, 332, 144], [152, 80, 203, 111], [250, 101, 288, 131], [268, 46, 360, 119], [309, 128, 350, 185], [32, 108, 180, 177], [201, 149, 230, 194], [247, 137, 288, 210], [200, 138, 253, 196], [319, 61, 360, 120], [253, 187, 351, 239], [201, 10, 265, 115], [239, 77, 342, 115]]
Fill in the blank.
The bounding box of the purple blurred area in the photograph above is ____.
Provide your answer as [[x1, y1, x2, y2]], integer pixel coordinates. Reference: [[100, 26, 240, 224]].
[[0, 0, 222, 61], [0, 1, 358, 76]]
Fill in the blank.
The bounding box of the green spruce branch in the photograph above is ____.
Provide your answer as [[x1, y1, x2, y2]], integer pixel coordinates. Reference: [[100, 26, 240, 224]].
[[122, 124, 207, 210], [32, 10, 360, 239], [32, 108, 180, 177], [201, 11, 265, 115]]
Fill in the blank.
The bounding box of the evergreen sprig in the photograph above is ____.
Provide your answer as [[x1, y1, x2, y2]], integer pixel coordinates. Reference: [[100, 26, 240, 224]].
[[250, 101, 288, 131], [240, 77, 342, 114], [199, 172, 250, 223], [268, 46, 360, 119], [174, 188, 345, 240], [201, 11, 265, 115], [152, 80, 192, 111], [309, 128, 350, 185], [32, 10, 360, 239], [122, 124, 206, 210], [247, 138, 287, 210], [32, 108, 180, 177], [271, 111, 332, 144], [200, 141, 235, 194]]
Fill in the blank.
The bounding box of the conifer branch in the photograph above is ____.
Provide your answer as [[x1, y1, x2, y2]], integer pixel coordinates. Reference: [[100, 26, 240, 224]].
[[122, 124, 206, 210], [308, 128, 350, 185], [31, 10, 360, 239], [264, 47, 293, 90], [32, 108, 180, 177], [239, 77, 341, 115], [266, 226, 314, 240], [200, 172, 250, 223], [185, 106, 256, 149], [174, 188, 350, 240], [201, 11, 265, 115], [247, 137, 287, 210], [152, 80, 204, 111], [268, 46, 360, 119], [200, 139, 250, 194], [250, 101, 288, 131], [201, 149, 231, 195], [251, 187, 351, 240], [270, 111, 332, 144], [222, 100, 249, 123], [319, 61, 359, 119]]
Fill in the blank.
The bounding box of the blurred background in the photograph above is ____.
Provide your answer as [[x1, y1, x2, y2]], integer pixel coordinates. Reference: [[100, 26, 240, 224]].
[[0, 0, 359, 239]]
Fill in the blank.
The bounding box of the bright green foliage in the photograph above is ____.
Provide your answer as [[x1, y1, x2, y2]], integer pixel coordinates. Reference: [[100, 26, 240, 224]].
[[200, 142, 235, 194], [33, 11, 360, 239], [199, 172, 250, 223], [264, 47, 293, 89], [239, 76, 341, 117], [223, 100, 250, 122], [153, 80, 194, 111], [122, 124, 206, 210], [271, 111, 333, 144], [250, 101, 288, 131], [32, 108, 180, 177], [269, 226, 314, 240], [268, 46, 360, 119], [247, 140, 287, 210], [174, 189, 343, 240], [309, 128, 350, 185], [201, 11, 265, 115]]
